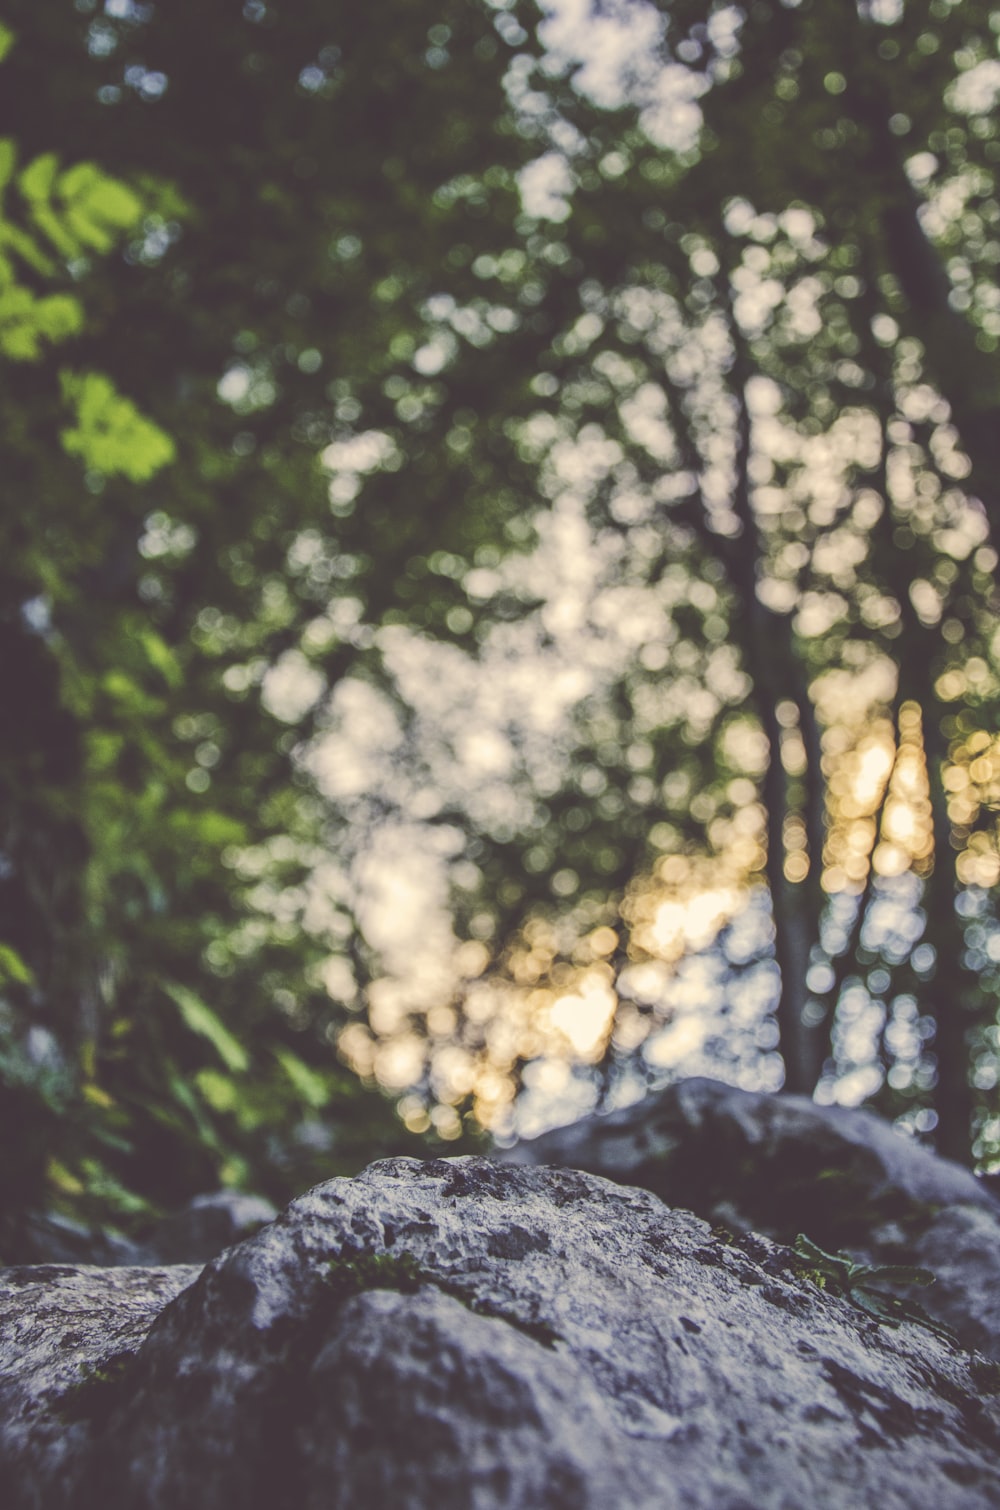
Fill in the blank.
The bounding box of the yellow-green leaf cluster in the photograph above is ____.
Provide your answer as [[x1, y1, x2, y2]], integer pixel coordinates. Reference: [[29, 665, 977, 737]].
[[60, 371, 176, 480]]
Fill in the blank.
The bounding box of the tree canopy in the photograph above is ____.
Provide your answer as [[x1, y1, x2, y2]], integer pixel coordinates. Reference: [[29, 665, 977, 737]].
[[2, 0, 1000, 1249]]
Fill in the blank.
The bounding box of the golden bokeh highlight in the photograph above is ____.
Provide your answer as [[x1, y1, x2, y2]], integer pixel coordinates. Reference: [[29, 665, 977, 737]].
[[820, 701, 934, 892], [948, 729, 1000, 889], [337, 674, 999, 1135]]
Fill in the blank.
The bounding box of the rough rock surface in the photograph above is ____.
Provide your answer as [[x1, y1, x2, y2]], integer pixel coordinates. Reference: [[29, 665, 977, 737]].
[[502, 1078, 1000, 1357], [3, 1156, 1000, 1509], [0, 1263, 201, 1508]]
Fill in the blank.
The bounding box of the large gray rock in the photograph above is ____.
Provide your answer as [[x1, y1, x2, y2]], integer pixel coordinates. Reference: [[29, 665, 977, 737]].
[[502, 1078, 1000, 1357], [3, 1156, 1000, 1509]]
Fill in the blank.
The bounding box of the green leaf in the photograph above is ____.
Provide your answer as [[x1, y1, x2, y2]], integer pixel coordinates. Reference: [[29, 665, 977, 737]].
[[793, 1234, 835, 1267], [0, 942, 34, 986], [165, 1065, 222, 1149], [0, 24, 15, 65], [139, 628, 183, 688], [0, 218, 55, 277], [60, 162, 143, 231], [100, 669, 162, 713], [61, 206, 110, 254], [16, 158, 144, 259], [78, 1158, 151, 1216], [59, 370, 176, 480], [0, 287, 83, 361], [851, 1264, 937, 1289], [34, 291, 83, 341], [274, 1046, 331, 1109], [18, 152, 58, 203], [163, 982, 250, 1073], [194, 1068, 240, 1113], [27, 203, 79, 259], [0, 138, 16, 190]]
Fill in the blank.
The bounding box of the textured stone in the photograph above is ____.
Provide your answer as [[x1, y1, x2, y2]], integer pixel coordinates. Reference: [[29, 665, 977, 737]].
[[502, 1078, 1000, 1357], [0, 1263, 201, 1510], [2, 1156, 1000, 1509]]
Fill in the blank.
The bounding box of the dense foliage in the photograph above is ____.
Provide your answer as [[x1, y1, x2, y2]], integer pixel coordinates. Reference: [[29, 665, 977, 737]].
[[1, 0, 999, 1249]]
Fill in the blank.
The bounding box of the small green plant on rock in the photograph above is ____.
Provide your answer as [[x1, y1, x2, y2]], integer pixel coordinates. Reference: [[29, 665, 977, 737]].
[[791, 1234, 958, 1344]]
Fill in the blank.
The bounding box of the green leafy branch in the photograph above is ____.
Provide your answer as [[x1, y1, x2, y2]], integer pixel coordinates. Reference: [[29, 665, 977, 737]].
[[0, 29, 175, 479], [0, 136, 143, 360], [60, 371, 175, 481], [792, 1234, 958, 1345]]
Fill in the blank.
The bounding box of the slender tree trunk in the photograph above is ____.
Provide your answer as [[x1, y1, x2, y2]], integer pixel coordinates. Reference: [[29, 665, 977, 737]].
[[812, 724, 898, 1035], [861, 381, 978, 1162], [847, 3, 1000, 531], [720, 295, 829, 1092], [897, 666, 978, 1165]]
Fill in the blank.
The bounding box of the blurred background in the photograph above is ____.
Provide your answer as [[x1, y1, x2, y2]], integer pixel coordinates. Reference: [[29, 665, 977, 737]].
[[1, 0, 999, 1252]]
